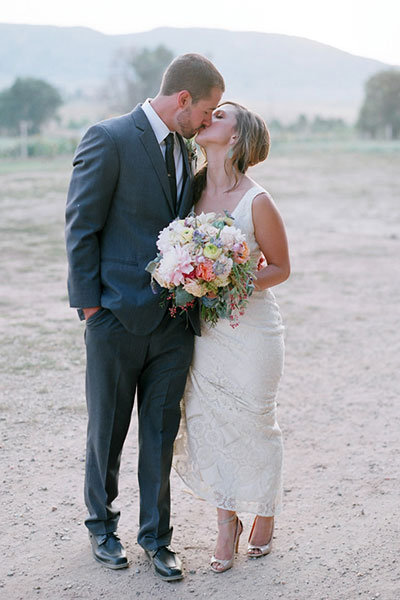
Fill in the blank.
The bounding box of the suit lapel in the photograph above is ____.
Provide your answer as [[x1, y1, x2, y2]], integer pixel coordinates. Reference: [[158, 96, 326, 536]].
[[177, 134, 193, 217], [131, 106, 175, 214]]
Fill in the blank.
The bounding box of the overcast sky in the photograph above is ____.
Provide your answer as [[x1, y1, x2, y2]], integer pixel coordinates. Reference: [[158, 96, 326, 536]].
[[1, 0, 399, 65]]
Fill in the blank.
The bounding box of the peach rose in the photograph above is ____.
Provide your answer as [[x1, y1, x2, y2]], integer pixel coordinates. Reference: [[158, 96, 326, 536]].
[[183, 280, 206, 297], [195, 259, 216, 282]]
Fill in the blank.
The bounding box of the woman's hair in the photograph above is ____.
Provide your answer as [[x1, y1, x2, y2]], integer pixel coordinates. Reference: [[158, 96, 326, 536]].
[[193, 101, 270, 201], [160, 53, 225, 103]]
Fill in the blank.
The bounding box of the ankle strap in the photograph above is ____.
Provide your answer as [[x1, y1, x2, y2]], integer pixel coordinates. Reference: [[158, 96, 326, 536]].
[[218, 515, 236, 525]]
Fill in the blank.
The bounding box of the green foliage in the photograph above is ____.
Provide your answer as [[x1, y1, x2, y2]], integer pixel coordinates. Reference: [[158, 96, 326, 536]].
[[129, 46, 174, 99], [289, 114, 309, 133], [357, 70, 400, 139], [106, 44, 174, 112], [0, 136, 78, 158], [67, 117, 90, 130], [269, 114, 349, 138], [0, 77, 62, 135], [26, 138, 77, 157], [311, 116, 348, 134], [175, 287, 195, 307]]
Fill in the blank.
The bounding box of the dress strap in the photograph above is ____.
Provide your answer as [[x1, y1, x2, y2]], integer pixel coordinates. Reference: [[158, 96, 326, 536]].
[[232, 185, 265, 217]]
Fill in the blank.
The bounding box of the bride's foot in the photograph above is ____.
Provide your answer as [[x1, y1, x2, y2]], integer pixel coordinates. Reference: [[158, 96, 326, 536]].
[[247, 516, 274, 558], [211, 514, 243, 573]]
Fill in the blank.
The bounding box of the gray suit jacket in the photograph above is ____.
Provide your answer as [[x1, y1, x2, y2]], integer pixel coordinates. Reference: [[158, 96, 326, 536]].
[[65, 104, 200, 335]]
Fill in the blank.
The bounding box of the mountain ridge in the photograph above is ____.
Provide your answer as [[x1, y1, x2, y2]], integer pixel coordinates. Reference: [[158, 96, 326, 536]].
[[0, 23, 397, 120]]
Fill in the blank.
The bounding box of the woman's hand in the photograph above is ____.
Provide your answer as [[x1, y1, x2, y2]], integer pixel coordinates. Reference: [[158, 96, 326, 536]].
[[257, 254, 267, 271]]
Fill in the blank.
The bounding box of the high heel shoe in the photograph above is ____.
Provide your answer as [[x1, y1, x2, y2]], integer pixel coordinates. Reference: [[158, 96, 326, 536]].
[[210, 515, 243, 573], [247, 516, 274, 558]]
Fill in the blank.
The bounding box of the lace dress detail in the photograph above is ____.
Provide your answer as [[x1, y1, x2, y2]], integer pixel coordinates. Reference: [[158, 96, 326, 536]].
[[173, 186, 285, 516]]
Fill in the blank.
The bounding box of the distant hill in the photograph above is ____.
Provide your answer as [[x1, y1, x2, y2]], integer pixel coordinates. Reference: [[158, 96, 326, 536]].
[[0, 23, 397, 120]]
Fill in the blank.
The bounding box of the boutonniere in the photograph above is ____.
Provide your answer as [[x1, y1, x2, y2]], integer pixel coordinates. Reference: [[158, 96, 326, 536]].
[[185, 138, 198, 171]]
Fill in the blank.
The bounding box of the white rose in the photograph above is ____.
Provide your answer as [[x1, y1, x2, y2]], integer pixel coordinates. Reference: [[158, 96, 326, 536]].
[[169, 219, 186, 232], [183, 280, 206, 297], [219, 225, 245, 249], [152, 270, 171, 288], [179, 227, 194, 243], [195, 212, 216, 225], [198, 223, 219, 238], [214, 275, 230, 287]]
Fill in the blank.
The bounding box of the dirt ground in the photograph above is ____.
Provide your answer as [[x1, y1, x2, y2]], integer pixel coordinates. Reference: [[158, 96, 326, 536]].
[[1, 142, 399, 599]]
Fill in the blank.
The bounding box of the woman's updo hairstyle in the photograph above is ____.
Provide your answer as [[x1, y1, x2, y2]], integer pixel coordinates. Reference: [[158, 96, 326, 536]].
[[193, 102, 270, 201], [225, 101, 270, 173]]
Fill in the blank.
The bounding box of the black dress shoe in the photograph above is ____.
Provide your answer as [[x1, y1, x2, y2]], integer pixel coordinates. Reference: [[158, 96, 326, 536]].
[[89, 532, 129, 569], [145, 546, 183, 581]]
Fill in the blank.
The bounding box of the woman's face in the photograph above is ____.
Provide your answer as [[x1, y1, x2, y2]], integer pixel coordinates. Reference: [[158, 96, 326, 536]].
[[195, 103, 237, 148]]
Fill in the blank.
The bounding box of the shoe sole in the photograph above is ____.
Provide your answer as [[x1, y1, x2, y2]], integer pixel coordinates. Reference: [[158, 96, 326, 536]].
[[153, 570, 184, 582], [93, 554, 129, 569], [247, 549, 272, 559]]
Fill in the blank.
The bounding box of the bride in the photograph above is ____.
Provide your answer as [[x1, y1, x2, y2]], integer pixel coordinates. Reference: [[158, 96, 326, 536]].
[[174, 101, 290, 572]]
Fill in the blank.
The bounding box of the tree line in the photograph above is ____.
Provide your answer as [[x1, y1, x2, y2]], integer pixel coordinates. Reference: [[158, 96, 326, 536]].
[[269, 114, 349, 135], [0, 45, 399, 140]]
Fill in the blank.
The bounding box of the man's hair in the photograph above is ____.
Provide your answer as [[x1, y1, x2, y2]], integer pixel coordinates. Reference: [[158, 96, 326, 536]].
[[160, 53, 225, 103]]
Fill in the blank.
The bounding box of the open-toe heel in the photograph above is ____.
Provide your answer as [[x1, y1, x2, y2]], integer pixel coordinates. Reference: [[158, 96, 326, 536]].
[[247, 516, 274, 558], [210, 515, 243, 573]]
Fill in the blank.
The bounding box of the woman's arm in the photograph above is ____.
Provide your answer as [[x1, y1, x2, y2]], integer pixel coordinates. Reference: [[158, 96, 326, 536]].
[[251, 192, 290, 290]]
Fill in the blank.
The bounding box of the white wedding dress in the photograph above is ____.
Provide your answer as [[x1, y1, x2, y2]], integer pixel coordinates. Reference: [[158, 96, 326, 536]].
[[174, 185, 285, 516]]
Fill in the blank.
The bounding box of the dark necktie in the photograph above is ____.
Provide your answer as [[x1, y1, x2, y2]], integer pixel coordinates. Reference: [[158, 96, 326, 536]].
[[164, 132, 177, 209]]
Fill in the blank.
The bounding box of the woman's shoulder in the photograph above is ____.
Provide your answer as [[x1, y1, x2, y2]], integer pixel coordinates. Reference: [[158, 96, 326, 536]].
[[248, 183, 281, 222], [248, 182, 275, 208]]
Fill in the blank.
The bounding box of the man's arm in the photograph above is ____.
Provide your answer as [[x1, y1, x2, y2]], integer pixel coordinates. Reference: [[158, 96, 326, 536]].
[[65, 124, 120, 311]]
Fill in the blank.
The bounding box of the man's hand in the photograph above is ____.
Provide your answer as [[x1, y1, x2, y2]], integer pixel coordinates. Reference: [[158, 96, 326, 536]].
[[83, 306, 101, 320]]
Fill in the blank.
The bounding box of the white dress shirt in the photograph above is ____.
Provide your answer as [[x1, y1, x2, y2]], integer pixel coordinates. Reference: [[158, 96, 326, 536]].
[[141, 98, 184, 199]]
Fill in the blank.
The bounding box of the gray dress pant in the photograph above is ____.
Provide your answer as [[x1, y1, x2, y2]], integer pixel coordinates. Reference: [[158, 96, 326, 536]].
[[83, 307, 194, 552]]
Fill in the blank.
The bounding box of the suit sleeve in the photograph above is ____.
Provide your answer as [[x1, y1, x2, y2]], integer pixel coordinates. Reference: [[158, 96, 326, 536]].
[[65, 124, 119, 308]]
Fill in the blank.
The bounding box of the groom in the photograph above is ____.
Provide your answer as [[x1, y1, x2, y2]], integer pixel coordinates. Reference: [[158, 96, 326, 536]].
[[65, 53, 224, 581]]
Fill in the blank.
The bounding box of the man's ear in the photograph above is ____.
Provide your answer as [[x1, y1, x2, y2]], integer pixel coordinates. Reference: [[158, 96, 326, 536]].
[[177, 90, 192, 108]]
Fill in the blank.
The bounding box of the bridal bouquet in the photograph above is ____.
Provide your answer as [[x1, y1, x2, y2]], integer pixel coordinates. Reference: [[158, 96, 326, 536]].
[[146, 212, 255, 327]]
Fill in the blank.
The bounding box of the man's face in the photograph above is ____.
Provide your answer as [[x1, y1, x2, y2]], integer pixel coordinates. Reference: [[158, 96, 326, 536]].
[[176, 86, 223, 139]]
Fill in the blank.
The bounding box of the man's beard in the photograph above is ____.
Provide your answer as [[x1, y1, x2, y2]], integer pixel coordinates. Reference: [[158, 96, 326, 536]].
[[177, 107, 197, 139]]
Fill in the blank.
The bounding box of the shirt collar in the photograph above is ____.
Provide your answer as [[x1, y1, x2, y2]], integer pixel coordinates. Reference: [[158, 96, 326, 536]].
[[142, 98, 173, 145]]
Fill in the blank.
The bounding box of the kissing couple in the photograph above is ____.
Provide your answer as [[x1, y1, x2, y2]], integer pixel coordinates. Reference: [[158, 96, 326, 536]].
[[65, 52, 290, 580]]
